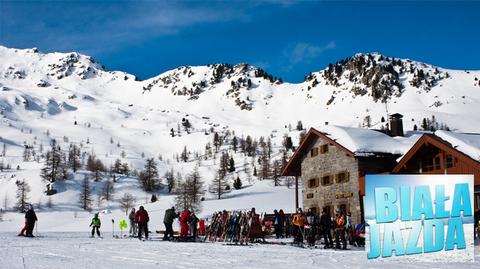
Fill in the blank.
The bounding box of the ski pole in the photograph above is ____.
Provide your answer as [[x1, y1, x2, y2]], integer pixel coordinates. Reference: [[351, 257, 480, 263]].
[[112, 219, 115, 238]]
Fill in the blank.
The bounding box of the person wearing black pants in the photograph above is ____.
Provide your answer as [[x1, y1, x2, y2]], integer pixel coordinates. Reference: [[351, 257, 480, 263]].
[[25, 205, 38, 237], [135, 206, 150, 240], [163, 207, 177, 240], [319, 210, 333, 248]]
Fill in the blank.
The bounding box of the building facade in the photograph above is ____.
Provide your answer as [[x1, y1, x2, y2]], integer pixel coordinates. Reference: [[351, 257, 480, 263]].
[[282, 126, 404, 225]]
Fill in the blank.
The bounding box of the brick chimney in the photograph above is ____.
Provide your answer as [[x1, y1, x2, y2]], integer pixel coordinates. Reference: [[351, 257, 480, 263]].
[[389, 113, 404, 137]]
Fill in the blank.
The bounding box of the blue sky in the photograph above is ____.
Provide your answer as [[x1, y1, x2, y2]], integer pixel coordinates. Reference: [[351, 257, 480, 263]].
[[1, 0, 479, 82]]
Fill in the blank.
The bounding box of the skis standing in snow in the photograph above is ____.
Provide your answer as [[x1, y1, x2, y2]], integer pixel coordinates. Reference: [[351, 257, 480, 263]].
[[90, 213, 102, 238]]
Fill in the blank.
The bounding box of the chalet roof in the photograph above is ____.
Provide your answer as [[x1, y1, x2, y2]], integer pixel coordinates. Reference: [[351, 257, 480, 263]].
[[281, 125, 421, 176], [393, 133, 480, 174], [313, 125, 420, 156], [434, 130, 480, 161]]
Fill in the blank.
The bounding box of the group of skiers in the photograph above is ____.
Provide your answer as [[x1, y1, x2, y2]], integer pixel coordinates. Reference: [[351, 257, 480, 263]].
[[17, 204, 364, 249], [291, 208, 364, 249], [125, 206, 150, 240], [127, 206, 202, 241]]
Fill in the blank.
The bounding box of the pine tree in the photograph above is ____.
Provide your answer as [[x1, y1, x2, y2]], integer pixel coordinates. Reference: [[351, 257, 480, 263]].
[[245, 135, 254, 156], [181, 146, 189, 162], [119, 193, 136, 215], [16, 179, 31, 212], [296, 121, 303, 131], [209, 170, 231, 199], [113, 158, 122, 174], [68, 143, 81, 172], [165, 169, 175, 193], [213, 132, 221, 152], [79, 175, 92, 211], [41, 139, 66, 183], [228, 156, 235, 172], [188, 165, 204, 206], [231, 136, 238, 152], [282, 135, 293, 150], [139, 158, 159, 192], [87, 155, 105, 182], [272, 160, 281, 186], [101, 179, 114, 201], [175, 179, 192, 213], [233, 176, 242, 190]]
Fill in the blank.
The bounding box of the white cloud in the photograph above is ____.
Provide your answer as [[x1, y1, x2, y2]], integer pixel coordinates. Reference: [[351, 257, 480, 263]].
[[288, 41, 336, 65]]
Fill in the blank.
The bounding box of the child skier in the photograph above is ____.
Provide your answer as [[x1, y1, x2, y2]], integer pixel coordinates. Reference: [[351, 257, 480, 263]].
[[90, 213, 102, 238]]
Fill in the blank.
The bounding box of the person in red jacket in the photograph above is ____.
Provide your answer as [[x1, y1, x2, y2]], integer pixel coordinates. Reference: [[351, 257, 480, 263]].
[[135, 206, 150, 240], [180, 209, 190, 238]]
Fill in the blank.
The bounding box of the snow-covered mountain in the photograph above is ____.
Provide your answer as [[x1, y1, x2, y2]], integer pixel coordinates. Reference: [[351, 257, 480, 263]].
[[0, 45, 479, 229]]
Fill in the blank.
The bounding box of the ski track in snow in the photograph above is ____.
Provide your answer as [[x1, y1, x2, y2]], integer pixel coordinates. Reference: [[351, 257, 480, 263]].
[[0, 233, 478, 269]]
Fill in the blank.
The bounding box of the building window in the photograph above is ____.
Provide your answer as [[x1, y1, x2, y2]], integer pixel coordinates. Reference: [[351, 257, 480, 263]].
[[320, 144, 329, 154], [310, 147, 319, 157], [336, 172, 350, 183], [306, 193, 314, 199], [308, 178, 318, 188], [321, 175, 333, 186], [338, 203, 350, 215], [421, 158, 434, 172], [445, 154, 454, 168], [323, 205, 334, 217]]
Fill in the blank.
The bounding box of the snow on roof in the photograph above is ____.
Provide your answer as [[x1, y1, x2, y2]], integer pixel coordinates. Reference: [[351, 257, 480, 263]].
[[434, 130, 480, 161], [314, 125, 421, 156]]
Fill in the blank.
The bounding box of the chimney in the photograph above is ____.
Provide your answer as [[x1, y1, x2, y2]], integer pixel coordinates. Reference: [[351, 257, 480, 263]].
[[389, 113, 404, 137]]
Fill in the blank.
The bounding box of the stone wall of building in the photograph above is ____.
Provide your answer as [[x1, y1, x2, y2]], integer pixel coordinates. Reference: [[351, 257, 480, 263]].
[[301, 137, 362, 224]]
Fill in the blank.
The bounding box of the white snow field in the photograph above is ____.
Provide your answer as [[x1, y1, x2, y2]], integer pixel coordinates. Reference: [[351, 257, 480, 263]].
[[0, 233, 478, 269]]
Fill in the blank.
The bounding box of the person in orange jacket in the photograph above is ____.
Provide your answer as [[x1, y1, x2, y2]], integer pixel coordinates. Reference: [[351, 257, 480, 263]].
[[334, 211, 347, 249], [291, 208, 305, 244], [180, 209, 191, 238]]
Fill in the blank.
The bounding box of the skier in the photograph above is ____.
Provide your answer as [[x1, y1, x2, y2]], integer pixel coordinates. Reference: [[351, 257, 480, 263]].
[[291, 208, 305, 244], [89, 213, 102, 238], [273, 210, 282, 239], [345, 212, 354, 246], [135, 206, 150, 240], [179, 209, 190, 238], [278, 209, 286, 238], [129, 208, 137, 237], [334, 211, 347, 250], [18, 205, 37, 237], [24, 204, 37, 237], [305, 208, 317, 246], [199, 218, 206, 236], [163, 206, 177, 241], [319, 210, 333, 248], [190, 211, 199, 241]]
